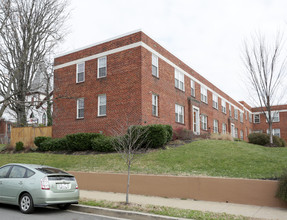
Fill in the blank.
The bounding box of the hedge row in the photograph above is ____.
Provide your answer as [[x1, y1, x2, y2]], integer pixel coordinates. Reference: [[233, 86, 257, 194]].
[[248, 133, 286, 147], [34, 124, 173, 152]]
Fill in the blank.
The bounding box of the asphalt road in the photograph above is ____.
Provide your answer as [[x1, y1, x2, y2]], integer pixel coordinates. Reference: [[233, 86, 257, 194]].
[[0, 204, 127, 220]]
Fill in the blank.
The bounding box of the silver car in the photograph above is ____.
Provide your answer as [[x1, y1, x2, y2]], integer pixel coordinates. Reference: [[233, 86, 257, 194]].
[[0, 163, 79, 214]]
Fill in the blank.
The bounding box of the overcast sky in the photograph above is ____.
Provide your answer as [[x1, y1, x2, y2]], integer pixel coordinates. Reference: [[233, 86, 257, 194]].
[[57, 0, 287, 107]]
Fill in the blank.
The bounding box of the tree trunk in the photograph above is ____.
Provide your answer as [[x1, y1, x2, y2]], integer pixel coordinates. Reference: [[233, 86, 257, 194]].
[[47, 98, 52, 126], [126, 160, 131, 204]]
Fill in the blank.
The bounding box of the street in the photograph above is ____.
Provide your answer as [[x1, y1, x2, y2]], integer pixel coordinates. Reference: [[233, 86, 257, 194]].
[[0, 204, 127, 220]]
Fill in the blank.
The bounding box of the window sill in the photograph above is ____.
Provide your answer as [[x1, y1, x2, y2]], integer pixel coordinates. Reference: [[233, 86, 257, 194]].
[[76, 117, 84, 120], [152, 115, 159, 118], [201, 101, 208, 105], [97, 76, 107, 79], [97, 115, 107, 118], [175, 87, 185, 93], [152, 74, 159, 79], [175, 121, 185, 125], [76, 81, 85, 84]]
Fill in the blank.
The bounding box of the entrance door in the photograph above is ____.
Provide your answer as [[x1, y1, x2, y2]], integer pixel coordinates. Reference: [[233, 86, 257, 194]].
[[231, 123, 235, 138], [193, 106, 200, 135]]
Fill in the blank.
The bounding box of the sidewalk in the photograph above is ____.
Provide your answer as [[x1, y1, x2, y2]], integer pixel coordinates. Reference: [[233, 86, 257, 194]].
[[79, 190, 287, 220]]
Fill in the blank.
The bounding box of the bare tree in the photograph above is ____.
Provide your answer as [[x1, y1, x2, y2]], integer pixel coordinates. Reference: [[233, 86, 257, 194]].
[[0, 0, 68, 126], [242, 32, 287, 144], [112, 121, 150, 204]]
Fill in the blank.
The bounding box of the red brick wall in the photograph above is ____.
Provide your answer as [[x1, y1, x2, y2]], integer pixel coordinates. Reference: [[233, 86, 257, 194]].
[[53, 31, 267, 141], [252, 105, 287, 141], [53, 47, 143, 138]]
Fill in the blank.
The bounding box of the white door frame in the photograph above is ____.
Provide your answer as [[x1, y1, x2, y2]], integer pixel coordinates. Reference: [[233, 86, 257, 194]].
[[231, 123, 235, 138], [192, 106, 200, 135]]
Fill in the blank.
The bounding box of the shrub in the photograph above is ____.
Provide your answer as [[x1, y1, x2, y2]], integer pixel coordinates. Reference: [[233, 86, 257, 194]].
[[34, 136, 52, 149], [210, 133, 233, 141], [91, 136, 115, 152], [276, 170, 287, 202], [164, 125, 173, 142], [248, 133, 269, 146], [66, 133, 103, 151], [41, 138, 68, 151], [15, 141, 24, 151], [272, 136, 286, 147], [173, 127, 193, 140], [146, 124, 168, 149]]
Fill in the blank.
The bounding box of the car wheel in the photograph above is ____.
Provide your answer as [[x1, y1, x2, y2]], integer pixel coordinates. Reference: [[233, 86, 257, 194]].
[[57, 203, 71, 210], [19, 193, 34, 214]]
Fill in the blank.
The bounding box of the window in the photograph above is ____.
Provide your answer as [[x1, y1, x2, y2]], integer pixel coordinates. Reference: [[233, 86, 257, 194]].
[[240, 130, 243, 140], [152, 54, 158, 77], [0, 165, 11, 178], [213, 119, 218, 133], [201, 115, 208, 130], [98, 56, 107, 78], [77, 98, 84, 119], [201, 86, 208, 103], [7, 124, 11, 133], [267, 128, 281, 137], [234, 109, 238, 120], [175, 104, 184, 123], [254, 114, 260, 123], [222, 123, 226, 134], [273, 128, 281, 137], [235, 128, 238, 138], [221, 100, 226, 114], [229, 105, 232, 116], [240, 112, 243, 123], [245, 111, 247, 120], [98, 94, 107, 116], [253, 130, 262, 133], [42, 113, 47, 125], [267, 111, 280, 122], [152, 94, 158, 116], [249, 112, 252, 123], [9, 166, 26, 178], [175, 69, 184, 91], [190, 80, 195, 97], [76, 63, 85, 83], [212, 94, 218, 109]]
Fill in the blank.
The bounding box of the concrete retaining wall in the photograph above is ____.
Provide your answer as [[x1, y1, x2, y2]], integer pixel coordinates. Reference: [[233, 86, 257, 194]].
[[70, 172, 287, 208]]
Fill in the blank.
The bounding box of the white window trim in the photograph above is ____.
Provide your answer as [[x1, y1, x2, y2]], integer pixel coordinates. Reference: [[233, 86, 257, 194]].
[[221, 100, 226, 114], [152, 94, 158, 116], [201, 86, 208, 104], [175, 104, 184, 124], [234, 109, 238, 120], [267, 128, 281, 137], [201, 114, 207, 131], [97, 56, 107, 78], [212, 94, 218, 110], [175, 69, 185, 91], [77, 98, 84, 119], [254, 114, 260, 123], [152, 54, 159, 77], [76, 62, 85, 83], [98, 94, 107, 117], [191, 80, 195, 97], [213, 119, 218, 133]]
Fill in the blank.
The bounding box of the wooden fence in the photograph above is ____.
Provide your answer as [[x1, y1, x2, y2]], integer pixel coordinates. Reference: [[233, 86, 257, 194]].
[[10, 126, 52, 147]]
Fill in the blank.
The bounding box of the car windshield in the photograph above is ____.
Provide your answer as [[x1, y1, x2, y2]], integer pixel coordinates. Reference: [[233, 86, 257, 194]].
[[36, 167, 68, 174]]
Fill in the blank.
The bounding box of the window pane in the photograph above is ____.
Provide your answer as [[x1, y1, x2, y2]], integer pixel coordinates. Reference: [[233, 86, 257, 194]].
[[0, 166, 11, 178], [77, 63, 84, 73], [9, 166, 26, 178], [99, 67, 106, 77], [98, 57, 106, 68], [152, 65, 158, 76]]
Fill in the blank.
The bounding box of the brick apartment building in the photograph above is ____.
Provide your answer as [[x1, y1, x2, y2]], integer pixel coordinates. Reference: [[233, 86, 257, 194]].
[[53, 30, 287, 142]]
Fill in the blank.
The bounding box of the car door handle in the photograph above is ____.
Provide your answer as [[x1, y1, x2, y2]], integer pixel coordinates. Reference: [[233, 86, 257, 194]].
[[18, 181, 23, 185]]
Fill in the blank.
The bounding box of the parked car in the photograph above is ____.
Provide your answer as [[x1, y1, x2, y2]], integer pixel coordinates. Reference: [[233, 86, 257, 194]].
[[0, 163, 79, 214]]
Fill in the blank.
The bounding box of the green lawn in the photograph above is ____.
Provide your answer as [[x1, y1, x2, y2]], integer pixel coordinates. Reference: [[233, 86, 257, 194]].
[[1, 140, 287, 179]]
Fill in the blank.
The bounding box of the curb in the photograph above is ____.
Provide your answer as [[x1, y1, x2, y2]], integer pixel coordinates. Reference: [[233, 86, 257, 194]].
[[69, 204, 188, 220]]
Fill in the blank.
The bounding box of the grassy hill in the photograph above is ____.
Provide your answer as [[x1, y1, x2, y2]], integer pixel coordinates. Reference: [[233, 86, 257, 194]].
[[1, 140, 287, 179]]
